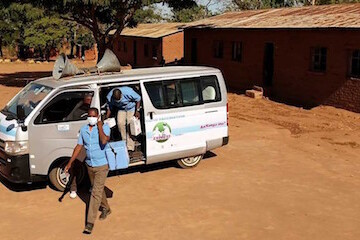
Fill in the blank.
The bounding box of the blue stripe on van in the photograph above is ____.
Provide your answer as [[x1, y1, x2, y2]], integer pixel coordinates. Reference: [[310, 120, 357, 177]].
[[0, 124, 16, 137], [146, 124, 226, 139]]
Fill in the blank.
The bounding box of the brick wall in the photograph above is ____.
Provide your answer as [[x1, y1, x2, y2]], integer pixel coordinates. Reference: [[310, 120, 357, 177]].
[[162, 32, 184, 64], [184, 28, 360, 113], [113, 36, 162, 67]]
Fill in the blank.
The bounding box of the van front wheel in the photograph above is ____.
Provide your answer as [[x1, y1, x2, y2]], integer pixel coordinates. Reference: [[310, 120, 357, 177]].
[[49, 160, 86, 192], [177, 155, 203, 169]]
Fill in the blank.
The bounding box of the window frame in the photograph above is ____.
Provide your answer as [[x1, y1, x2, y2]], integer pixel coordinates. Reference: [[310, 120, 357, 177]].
[[152, 45, 158, 58], [310, 47, 327, 73], [34, 89, 95, 125], [213, 40, 224, 59], [144, 75, 222, 110], [232, 41, 243, 62], [349, 49, 360, 79]]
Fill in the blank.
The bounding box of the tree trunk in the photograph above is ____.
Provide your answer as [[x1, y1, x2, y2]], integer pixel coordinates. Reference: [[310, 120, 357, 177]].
[[95, 35, 115, 62]]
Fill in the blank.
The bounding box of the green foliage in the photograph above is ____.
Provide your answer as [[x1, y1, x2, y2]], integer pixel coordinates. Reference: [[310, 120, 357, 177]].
[[173, 5, 208, 22], [0, 0, 198, 59], [24, 17, 69, 49], [76, 26, 96, 48], [134, 7, 164, 23]]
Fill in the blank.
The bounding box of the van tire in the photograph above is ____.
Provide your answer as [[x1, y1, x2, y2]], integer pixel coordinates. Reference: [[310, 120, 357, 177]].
[[48, 160, 86, 192], [176, 155, 203, 169]]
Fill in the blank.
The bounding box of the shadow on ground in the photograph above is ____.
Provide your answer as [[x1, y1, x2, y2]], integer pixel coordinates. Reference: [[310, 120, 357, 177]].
[[0, 151, 218, 193], [0, 71, 50, 87]]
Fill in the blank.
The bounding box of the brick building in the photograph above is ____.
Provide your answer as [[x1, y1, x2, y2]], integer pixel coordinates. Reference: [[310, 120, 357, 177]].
[[184, 4, 360, 113], [110, 23, 185, 68]]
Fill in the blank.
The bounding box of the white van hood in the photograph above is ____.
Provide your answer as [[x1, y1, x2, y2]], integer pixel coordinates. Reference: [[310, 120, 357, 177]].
[[0, 112, 18, 141]]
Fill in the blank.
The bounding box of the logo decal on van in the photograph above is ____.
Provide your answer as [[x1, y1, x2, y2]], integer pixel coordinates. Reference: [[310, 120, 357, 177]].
[[153, 122, 172, 143]]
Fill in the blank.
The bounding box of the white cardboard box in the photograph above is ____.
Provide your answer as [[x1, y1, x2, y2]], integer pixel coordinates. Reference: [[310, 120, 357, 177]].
[[130, 117, 141, 136]]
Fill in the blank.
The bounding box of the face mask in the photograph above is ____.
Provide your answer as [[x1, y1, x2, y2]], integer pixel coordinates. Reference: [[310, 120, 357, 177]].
[[87, 117, 98, 126]]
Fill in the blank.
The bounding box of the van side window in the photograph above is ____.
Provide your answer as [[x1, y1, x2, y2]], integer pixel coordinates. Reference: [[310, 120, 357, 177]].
[[144, 83, 166, 108], [34, 91, 94, 124], [201, 76, 221, 102], [180, 80, 200, 105], [144, 75, 221, 109], [164, 82, 182, 107]]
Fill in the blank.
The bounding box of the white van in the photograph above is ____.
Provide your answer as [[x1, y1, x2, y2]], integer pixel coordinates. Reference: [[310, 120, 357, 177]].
[[0, 66, 228, 191]]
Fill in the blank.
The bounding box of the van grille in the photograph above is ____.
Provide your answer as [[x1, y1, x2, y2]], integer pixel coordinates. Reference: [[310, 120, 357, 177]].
[[0, 139, 4, 151]]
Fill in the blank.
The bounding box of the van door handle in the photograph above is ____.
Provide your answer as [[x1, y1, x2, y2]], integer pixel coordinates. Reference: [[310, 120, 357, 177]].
[[149, 112, 154, 120]]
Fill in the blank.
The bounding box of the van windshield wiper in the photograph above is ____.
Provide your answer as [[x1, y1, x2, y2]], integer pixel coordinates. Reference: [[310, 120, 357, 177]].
[[1, 107, 17, 120]]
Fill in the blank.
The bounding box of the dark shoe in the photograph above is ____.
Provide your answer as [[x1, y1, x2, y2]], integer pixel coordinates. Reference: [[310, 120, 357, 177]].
[[83, 223, 94, 234], [99, 208, 111, 221]]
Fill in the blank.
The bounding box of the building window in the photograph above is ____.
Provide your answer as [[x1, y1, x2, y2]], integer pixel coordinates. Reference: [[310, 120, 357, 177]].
[[310, 47, 327, 72], [213, 40, 224, 59], [152, 45, 157, 58], [123, 42, 127, 53], [232, 42, 242, 62], [350, 49, 360, 78], [144, 44, 149, 57]]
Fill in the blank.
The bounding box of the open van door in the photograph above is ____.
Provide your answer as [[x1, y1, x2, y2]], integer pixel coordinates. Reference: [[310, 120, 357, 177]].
[[140, 79, 207, 164], [27, 88, 98, 189]]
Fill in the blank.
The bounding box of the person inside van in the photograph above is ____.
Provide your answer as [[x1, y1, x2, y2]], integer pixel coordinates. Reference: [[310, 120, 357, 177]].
[[66, 93, 93, 121], [65, 107, 111, 234], [66, 93, 93, 199], [105, 87, 141, 151]]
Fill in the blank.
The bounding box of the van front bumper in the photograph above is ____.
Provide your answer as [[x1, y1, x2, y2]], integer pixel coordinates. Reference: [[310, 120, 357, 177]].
[[0, 149, 45, 184]]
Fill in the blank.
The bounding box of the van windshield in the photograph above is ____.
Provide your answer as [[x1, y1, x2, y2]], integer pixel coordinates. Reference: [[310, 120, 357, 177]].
[[1, 83, 53, 120]]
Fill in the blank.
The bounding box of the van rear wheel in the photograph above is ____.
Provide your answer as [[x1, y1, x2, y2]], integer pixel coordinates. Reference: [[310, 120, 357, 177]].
[[177, 155, 203, 169], [48, 160, 86, 192]]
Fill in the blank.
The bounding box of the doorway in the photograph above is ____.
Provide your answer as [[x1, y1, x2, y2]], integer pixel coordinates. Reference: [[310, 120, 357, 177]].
[[263, 43, 274, 87], [133, 40, 137, 66], [191, 38, 198, 65]]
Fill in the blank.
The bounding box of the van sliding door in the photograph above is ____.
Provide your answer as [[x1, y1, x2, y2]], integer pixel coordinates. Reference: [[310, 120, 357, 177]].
[[140, 78, 207, 164]]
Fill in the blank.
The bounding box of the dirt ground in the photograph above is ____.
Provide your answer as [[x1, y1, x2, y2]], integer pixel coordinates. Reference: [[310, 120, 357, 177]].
[[0, 64, 359, 240]]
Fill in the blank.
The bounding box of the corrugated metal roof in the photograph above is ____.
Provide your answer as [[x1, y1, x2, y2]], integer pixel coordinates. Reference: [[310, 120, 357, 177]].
[[186, 4, 360, 29], [110, 23, 185, 38]]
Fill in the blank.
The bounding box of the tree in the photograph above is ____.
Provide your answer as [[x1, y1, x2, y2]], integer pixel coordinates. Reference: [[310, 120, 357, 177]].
[[31, 0, 197, 61], [5, 3, 44, 58], [134, 6, 164, 23], [173, 5, 208, 22], [24, 17, 70, 60], [0, 7, 14, 58]]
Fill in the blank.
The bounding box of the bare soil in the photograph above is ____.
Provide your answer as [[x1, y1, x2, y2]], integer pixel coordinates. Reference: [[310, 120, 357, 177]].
[[0, 64, 359, 240]]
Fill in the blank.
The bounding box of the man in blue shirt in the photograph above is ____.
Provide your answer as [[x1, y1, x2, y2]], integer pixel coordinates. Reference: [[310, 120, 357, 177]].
[[65, 108, 111, 234], [106, 86, 141, 151]]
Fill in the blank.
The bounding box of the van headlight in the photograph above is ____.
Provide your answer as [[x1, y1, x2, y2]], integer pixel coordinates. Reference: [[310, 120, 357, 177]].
[[4, 141, 29, 155]]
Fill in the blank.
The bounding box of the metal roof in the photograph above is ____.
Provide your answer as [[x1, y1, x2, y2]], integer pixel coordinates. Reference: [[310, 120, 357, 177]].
[[186, 4, 360, 29], [109, 23, 185, 38], [34, 66, 219, 89]]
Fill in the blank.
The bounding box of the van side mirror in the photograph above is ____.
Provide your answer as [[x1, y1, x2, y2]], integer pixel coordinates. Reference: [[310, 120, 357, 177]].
[[17, 105, 26, 122]]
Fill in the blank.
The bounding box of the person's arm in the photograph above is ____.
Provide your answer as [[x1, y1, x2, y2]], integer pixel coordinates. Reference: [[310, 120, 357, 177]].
[[65, 129, 84, 172], [97, 121, 110, 145], [106, 108, 111, 119], [105, 91, 113, 119], [130, 88, 142, 119], [135, 101, 141, 119], [65, 144, 83, 172]]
